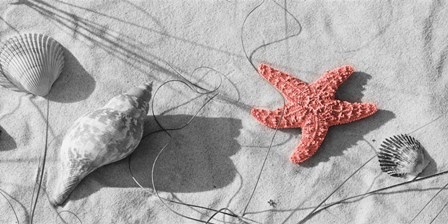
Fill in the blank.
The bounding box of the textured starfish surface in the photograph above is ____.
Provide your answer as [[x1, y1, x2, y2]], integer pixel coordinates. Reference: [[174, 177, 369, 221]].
[[251, 64, 378, 164]]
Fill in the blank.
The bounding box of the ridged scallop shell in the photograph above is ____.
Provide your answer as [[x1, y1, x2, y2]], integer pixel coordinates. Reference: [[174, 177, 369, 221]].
[[50, 83, 152, 205], [378, 134, 429, 179], [0, 33, 64, 96]]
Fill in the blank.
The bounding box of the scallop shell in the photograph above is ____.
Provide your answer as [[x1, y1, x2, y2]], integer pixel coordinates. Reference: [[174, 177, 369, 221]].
[[0, 33, 64, 96], [378, 134, 429, 179], [50, 83, 152, 206]]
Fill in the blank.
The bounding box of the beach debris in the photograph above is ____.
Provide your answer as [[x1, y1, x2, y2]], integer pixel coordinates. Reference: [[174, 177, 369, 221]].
[[251, 64, 377, 164], [378, 134, 429, 180], [50, 83, 152, 205], [0, 33, 64, 96], [268, 199, 277, 207]]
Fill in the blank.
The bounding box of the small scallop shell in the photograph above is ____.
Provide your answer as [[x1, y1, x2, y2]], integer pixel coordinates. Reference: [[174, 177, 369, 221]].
[[378, 134, 429, 179], [0, 33, 64, 96]]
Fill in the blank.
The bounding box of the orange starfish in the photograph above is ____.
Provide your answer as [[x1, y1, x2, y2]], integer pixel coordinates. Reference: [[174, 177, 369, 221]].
[[251, 64, 378, 164]]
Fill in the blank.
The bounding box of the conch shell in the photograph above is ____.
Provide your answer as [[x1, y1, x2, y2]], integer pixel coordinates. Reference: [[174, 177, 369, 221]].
[[0, 33, 64, 96], [50, 83, 152, 205]]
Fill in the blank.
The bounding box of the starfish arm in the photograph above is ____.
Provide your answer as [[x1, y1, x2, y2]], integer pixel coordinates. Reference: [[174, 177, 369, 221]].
[[329, 100, 378, 126], [312, 65, 354, 97], [290, 116, 329, 164], [258, 64, 309, 101], [251, 106, 305, 129]]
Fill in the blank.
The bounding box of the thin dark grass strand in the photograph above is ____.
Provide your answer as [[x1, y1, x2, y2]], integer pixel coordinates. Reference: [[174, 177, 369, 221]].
[[150, 91, 248, 223], [314, 170, 448, 214], [408, 182, 448, 223], [150, 80, 221, 223], [240, 0, 302, 73], [128, 70, 243, 223], [38, 183, 82, 224], [159, 94, 204, 116], [162, 63, 215, 94], [17, 0, 251, 110], [26, 98, 82, 224], [188, 67, 224, 94], [0, 188, 20, 224], [10, 1, 291, 222], [239, 0, 445, 221], [276, 134, 376, 223], [56, 210, 83, 224], [0, 140, 80, 223], [408, 111, 448, 135], [246, 0, 302, 72], [205, 208, 246, 224], [147, 66, 225, 138], [147, 75, 255, 223], [159, 65, 244, 112], [296, 156, 376, 224], [209, 185, 448, 217], [150, 139, 250, 224], [28, 101, 43, 220], [245, 0, 445, 217], [310, 160, 448, 219], [405, 110, 448, 223], [28, 165, 39, 219], [305, 110, 448, 222], [151, 143, 214, 224], [429, 200, 448, 224], [241, 0, 266, 72], [402, 110, 448, 224], [134, 0, 300, 221], [205, 206, 262, 224], [241, 120, 283, 216], [240, 0, 302, 216], [128, 153, 237, 219], [150, 82, 222, 139], [30, 98, 50, 224]]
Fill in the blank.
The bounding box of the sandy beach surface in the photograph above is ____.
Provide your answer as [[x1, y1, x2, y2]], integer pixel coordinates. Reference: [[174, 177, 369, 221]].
[[1, 0, 448, 223]]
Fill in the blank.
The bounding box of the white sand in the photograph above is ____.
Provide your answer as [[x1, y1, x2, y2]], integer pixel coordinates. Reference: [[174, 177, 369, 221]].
[[1, 0, 448, 223]]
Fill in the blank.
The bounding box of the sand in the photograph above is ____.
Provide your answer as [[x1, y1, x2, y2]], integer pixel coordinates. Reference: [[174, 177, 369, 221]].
[[1, 0, 448, 223]]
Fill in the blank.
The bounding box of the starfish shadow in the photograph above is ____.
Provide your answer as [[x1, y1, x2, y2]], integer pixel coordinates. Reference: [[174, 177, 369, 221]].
[[336, 71, 370, 102], [63, 115, 242, 203]]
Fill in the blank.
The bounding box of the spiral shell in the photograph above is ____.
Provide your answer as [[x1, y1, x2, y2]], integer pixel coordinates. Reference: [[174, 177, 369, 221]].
[[378, 134, 429, 179], [50, 83, 152, 205], [0, 33, 64, 96]]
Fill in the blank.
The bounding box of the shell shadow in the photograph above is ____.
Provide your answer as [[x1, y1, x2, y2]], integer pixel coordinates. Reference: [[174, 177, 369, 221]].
[[66, 115, 242, 202], [46, 48, 95, 103], [419, 144, 437, 177], [0, 126, 16, 151], [140, 115, 242, 192]]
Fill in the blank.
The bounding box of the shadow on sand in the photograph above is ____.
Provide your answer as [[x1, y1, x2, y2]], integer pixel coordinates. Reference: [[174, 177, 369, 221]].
[[0, 126, 16, 151], [66, 115, 242, 202], [46, 47, 96, 103]]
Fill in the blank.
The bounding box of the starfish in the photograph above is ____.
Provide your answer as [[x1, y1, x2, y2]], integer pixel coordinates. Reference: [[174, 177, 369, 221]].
[[251, 64, 377, 164]]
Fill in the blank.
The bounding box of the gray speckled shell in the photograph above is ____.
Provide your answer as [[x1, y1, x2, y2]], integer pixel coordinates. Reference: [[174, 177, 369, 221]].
[[50, 83, 152, 205], [378, 134, 429, 180]]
